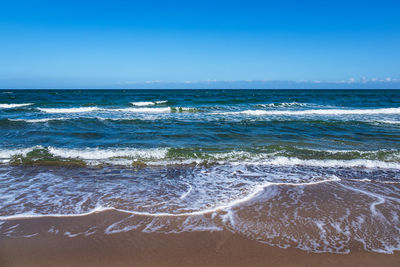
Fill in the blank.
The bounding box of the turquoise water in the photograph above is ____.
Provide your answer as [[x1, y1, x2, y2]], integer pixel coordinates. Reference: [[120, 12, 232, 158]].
[[1, 89, 400, 253]]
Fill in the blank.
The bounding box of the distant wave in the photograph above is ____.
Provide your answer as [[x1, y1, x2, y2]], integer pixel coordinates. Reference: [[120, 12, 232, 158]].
[[37, 106, 169, 114], [257, 102, 308, 108], [374, 120, 400, 125], [0, 103, 33, 109], [215, 107, 400, 116], [131, 100, 168, 106], [113, 107, 171, 113], [37, 106, 196, 114], [118, 107, 195, 113], [8, 117, 70, 123], [5, 116, 400, 125], [38, 107, 100, 113], [131, 101, 155, 106]]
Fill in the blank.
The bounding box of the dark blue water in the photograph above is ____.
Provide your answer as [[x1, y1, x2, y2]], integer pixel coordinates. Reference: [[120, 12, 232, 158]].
[[1, 89, 400, 158], [1, 89, 400, 253]]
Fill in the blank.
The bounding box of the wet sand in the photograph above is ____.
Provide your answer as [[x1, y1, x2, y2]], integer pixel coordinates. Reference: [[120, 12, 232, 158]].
[[1, 213, 400, 267]]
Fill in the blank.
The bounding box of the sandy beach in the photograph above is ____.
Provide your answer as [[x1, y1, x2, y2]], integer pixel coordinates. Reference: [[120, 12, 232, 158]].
[[1, 210, 399, 267]]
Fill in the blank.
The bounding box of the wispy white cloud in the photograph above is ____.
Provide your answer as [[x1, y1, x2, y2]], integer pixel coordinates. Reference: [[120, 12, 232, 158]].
[[2, 77, 399, 89], [110, 77, 400, 89]]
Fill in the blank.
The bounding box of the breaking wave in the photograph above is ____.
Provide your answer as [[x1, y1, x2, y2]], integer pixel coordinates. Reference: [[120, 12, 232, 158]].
[[216, 107, 400, 116], [37, 106, 196, 114], [257, 102, 309, 108], [1, 146, 399, 169], [38, 107, 100, 113], [131, 100, 168, 106], [0, 103, 33, 109]]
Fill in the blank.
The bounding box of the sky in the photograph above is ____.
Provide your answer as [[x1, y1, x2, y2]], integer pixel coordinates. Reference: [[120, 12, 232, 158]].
[[0, 0, 399, 89]]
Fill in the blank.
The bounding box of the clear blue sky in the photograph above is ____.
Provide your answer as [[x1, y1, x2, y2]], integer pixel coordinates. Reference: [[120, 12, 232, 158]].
[[0, 0, 399, 88]]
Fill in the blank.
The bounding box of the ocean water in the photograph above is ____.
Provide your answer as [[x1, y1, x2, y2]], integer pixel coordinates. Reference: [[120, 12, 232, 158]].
[[1, 89, 400, 253]]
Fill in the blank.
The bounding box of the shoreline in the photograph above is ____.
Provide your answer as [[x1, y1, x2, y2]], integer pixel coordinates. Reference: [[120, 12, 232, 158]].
[[2, 225, 400, 267], [1, 211, 400, 267]]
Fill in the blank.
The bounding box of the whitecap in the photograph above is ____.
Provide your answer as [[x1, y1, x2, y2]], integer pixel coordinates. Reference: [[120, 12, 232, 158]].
[[215, 107, 400, 116], [47, 147, 168, 160], [38, 107, 100, 113], [0, 103, 33, 109], [0, 147, 38, 159], [258, 102, 308, 108], [112, 107, 171, 113], [9, 117, 70, 123], [130, 101, 155, 106], [130, 100, 168, 106]]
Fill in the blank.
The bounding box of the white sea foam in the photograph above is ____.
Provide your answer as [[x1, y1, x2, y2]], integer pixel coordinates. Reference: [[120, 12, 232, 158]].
[[375, 120, 400, 125], [0, 147, 39, 159], [130, 101, 155, 106], [112, 107, 171, 113], [1, 147, 399, 169], [0, 146, 168, 161], [180, 183, 193, 200], [104, 216, 143, 234], [0, 103, 33, 108], [0, 206, 113, 220], [145, 155, 400, 170], [35, 105, 198, 114], [338, 183, 386, 216], [250, 157, 400, 169], [38, 107, 100, 113], [47, 147, 169, 160], [64, 227, 96, 237], [258, 102, 308, 108], [35, 105, 196, 114], [0, 175, 341, 221], [1, 163, 399, 254], [215, 107, 400, 116], [131, 100, 168, 106], [9, 117, 70, 123], [0, 146, 167, 161]]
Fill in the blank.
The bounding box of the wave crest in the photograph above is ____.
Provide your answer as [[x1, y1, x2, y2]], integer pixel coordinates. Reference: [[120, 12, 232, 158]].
[[38, 107, 100, 113], [1, 146, 399, 169], [216, 107, 400, 116], [0, 103, 33, 109], [131, 100, 168, 106]]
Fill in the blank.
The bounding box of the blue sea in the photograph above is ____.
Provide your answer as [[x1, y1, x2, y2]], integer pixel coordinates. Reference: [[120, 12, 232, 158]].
[[1, 89, 400, 253]]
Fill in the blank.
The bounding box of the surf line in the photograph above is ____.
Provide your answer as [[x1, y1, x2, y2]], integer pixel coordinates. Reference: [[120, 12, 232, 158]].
[[0, 177, 340, 220]]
